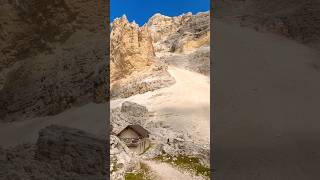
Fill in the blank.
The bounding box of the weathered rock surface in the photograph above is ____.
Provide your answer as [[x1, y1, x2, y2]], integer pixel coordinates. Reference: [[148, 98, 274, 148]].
[[110, 135, 139, 180], [110, 101, 210, 171], [145, 12, 211, 76], [216, 0, 320, 47], [110, 62, 175, 99], [0, 125, 107, 179], [110, 12, 210, 99], [162, 45, 210, 76], [0, 0, 108, 121], [110, 15, 154, 83], [110, 15, 175, 99], [121, 101, 148, 117], [111, 101, 149, 134], [110, 102, 147, 179], [147, 12, 210, 53]]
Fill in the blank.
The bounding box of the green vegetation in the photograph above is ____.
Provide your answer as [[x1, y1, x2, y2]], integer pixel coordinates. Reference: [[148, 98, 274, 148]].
[[154, 154, 210, 178], [125, 162, 151, 180], [125, 172, 145, 180]]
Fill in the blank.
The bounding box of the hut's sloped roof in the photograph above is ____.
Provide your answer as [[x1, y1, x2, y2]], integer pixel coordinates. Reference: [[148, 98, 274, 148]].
[[117, 125, 150, 138]]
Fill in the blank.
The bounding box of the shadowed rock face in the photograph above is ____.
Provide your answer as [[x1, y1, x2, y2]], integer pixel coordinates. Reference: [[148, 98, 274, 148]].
[[36, 125, 107, 175], [216, 0, 320, 47], [0, 125, 107, 179], [0, 0, 108, 121]]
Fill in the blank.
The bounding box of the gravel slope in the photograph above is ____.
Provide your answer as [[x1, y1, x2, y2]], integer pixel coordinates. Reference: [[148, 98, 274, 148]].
[[111, 65, 210, 146], [213, 19, 320, 180]]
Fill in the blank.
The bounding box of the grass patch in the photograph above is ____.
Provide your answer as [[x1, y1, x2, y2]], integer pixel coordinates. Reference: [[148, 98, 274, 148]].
[[125, 162, 151, 180], [125, 172, 145, 180], [154, 154, 210, 178]]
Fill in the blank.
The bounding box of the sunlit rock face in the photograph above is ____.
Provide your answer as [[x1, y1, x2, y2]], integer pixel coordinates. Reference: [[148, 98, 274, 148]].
[[147, 12, 210, 53], [110, 15, 155, 83], [110, 15, 175, 99], [109, 12, 210, 99]]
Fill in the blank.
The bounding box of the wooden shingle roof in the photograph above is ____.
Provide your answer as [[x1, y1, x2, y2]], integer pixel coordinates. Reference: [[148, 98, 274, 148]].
[[117, 124, 150, 138]]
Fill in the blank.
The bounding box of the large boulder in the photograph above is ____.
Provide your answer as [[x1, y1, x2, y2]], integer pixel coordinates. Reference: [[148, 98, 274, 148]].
[[121, 101, 148, 117], [111, 101, 150, 134], [35, 125, 107, 175], [0, 125, 108, 179]]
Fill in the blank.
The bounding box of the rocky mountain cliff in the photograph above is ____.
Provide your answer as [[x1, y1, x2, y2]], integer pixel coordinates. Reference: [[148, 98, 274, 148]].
[[110, 15, 154, 83], [216, 0, 320, 47], [110, 15, 175, 99], [0, 0, 108, 121], [110, 12, 210, 99], [110, 11, 210, 179], [147, 12, 210, 53]]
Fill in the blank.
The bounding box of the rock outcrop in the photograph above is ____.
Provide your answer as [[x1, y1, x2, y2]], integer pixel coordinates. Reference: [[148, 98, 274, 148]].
[[147, 12, 210, 53], [110, 16, 175, 99], [216, 0, 320, 47], [110, 135, 139, 180], [111, 101, 150, 134], [144, 12, 211, 76], [110, 63, 175, 98], [110, 12, 210, 98], [0, 0, 108, 121], [0, 125, 107, 179], [110, 15, 154, 83]]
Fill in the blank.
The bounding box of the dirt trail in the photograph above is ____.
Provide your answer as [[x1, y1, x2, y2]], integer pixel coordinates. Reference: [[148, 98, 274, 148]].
[[143, 160, 205, 180], [111, 65, 210, 145]]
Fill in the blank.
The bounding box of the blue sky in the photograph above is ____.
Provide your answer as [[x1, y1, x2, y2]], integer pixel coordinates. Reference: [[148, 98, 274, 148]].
[[110, 0, 210, 25]]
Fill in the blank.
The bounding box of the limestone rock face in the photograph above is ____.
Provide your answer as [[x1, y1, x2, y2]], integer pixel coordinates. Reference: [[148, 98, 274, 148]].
[[110, 63, 175, 98], [110, 12, 210, 99], [110, 15, 155, 83], [147, 12, 210, 53], [144, 12, 211, 76], [110, 16, 175, 99], [0, 0, 108, 121], [121, 101, 148, 117], [147, 13, 192, 43], [216, 0, 320, 47], [36, 125, 107, 175], [0, 125, 107, 179], [111, 101, 150, 134]]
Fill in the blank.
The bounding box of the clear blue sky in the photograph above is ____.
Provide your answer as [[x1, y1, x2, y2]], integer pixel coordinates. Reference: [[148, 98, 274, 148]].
[[110, 0, 210, 25]]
